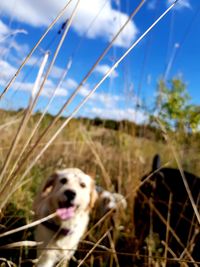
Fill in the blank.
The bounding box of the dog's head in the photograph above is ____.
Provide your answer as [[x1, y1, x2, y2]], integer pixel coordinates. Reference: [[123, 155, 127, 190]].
[[34, 168, 97, 221]]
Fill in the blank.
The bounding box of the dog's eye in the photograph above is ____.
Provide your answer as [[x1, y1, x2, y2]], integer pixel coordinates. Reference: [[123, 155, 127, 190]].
[[60, 178, 68, 184], [80, 182, 86, 188]]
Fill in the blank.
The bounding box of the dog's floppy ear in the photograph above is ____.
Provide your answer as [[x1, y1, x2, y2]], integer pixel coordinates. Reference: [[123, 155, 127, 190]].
[[89, 179, 98, 210], [41, 173, 58, 198], [33, 172, 58, 216]]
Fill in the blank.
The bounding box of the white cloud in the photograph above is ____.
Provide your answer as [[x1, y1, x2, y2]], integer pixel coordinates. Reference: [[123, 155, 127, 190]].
[[94, 64, 118, 78], [24, 55, 42, 66], [71, 0, 138, 47], [62, 77, 78, 90], [77, 83, 121, 109], [147, 0, 157, 10], [11, 80, 35, 92], [10, 77, 72, 98], [148, 0, 192, 11], [0, 0, 138, 48], [0, 59, 17, 82], [2, 68, 145, 123], [0, 40, 29, 66], [35, 78, 70, 97], [167, 0, 192, 10], [9, 40, 29, 55], [75, 80, 144, 122], [0, 20, 10, 40], [147, 74, 152, 85], [0, 0, 49, 27], [0, 19, 29, 66], [50, 65, 64, 79], [0, 62, 77, 99], [76, 81, 142, 112], [50, 65, 74, 80], [84, 106, 147, 123]]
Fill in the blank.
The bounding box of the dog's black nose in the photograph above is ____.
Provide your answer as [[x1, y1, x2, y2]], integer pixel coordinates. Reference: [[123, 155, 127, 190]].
[[64, 190, 76, 201]]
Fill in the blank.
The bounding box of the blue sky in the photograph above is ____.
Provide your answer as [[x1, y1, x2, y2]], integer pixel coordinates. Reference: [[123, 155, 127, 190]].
[[0, 0, 199, 123]]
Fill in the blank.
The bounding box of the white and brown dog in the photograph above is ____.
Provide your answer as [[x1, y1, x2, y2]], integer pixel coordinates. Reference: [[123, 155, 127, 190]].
[[33, 168, 97, 267], [93, 186, 127, 231]]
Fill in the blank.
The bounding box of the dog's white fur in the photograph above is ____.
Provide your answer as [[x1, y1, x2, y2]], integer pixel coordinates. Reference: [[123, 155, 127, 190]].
[[94, 186, 127, 223], [33, 168, 97, 267]]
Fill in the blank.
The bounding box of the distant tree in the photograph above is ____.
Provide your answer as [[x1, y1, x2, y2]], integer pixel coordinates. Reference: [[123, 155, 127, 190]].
[[152, 78, 200, 133], [104, 119, 119, 130], [186, 105, 200, 132], [93, 117, 103, 126]]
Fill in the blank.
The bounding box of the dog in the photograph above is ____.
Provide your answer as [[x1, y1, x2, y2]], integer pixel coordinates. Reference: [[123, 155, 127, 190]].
[[134, 154, 200, 266], [94, 186, 127, 223], [76, 186, 127, 267], [33, 168, 97, 267]]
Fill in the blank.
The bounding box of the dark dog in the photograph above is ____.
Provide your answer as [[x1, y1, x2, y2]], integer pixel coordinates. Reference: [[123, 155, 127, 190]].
[[134, 154, 200, 266]]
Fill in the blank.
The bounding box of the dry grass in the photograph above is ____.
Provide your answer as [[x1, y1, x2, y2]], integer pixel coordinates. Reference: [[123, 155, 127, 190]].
[[0, 110, 200, 266]]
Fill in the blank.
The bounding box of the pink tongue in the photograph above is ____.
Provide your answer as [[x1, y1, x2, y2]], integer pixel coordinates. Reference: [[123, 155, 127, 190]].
[[56, 207, 75, 220]]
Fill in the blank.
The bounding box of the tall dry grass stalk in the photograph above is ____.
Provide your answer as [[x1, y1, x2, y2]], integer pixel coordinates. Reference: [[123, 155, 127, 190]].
[[0, 52, 49, 189], [0, 0, 175, 209], [163, 193, 172, 267], [21, 0, 176, 168], [80, 126, 112, 189], [0, 0, 74, 100], [8, 0, 147, 180], [77, 228, 112, 267], [0, 213, 56, 238], [156, 118, 200, 224], [140, 191, 197, 264], [0, 0, 81, 208]]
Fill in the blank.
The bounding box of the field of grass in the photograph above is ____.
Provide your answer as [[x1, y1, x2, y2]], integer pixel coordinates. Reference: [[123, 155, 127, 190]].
[[0, 109, 200, 266]]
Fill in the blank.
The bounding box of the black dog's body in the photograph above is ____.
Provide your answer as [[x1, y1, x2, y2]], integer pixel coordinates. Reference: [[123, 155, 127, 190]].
[[134, 155, 200, 266]]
